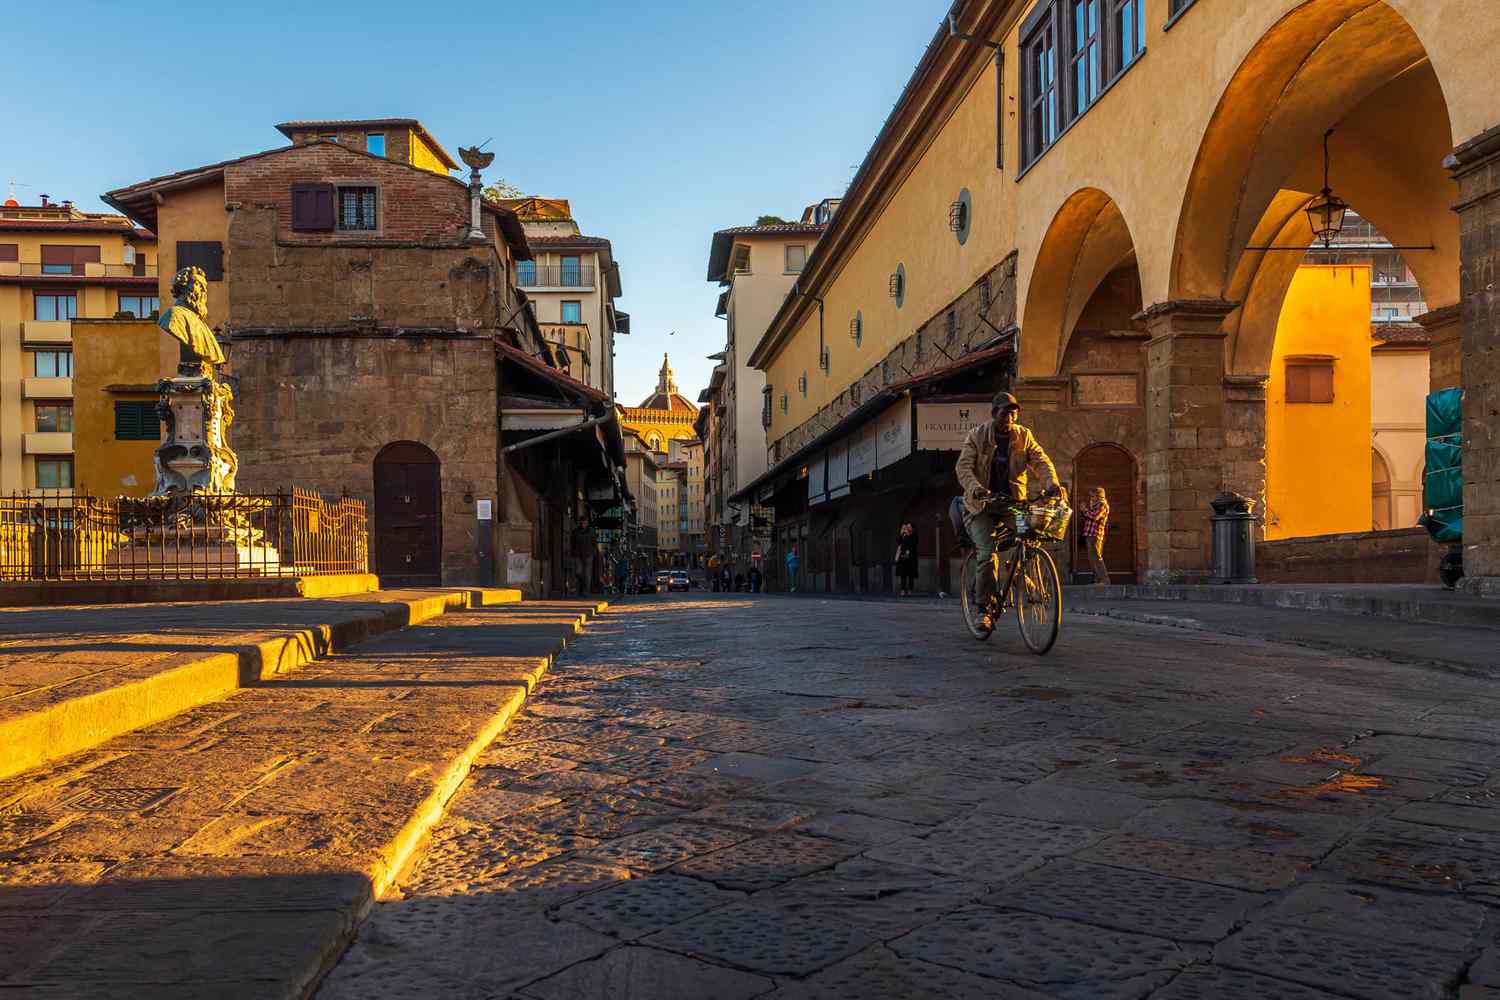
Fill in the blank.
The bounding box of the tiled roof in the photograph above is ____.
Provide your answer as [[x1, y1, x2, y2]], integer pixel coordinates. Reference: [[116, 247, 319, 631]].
[[273, 118, 459, 169], [1372, 322, 1431, 345], [707, 223, 826, 282]]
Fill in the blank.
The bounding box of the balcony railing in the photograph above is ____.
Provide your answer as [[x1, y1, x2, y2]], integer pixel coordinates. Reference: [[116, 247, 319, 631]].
[[516, 265, 595, 288], [3, 262, 159, 278]]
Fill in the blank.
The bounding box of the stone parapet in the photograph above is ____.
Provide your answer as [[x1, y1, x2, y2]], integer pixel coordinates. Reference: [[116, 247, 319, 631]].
[[1256, 527, 1439, 585]]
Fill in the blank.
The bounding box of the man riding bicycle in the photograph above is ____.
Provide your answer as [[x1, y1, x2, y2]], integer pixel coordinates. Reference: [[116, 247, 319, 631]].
[[955, 391, 1061, 632]]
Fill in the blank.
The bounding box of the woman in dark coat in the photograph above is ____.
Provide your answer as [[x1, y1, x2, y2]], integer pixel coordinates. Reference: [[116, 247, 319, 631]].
[[894, 522, 919, 597]]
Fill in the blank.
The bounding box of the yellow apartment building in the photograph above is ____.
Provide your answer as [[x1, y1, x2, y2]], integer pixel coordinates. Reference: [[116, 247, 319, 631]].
[[0, 197, 158, 493], [498, 197, 627, 398]]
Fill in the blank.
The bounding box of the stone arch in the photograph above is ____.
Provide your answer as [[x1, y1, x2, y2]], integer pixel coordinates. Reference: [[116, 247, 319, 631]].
[[1372, 444, 1395, 531], [1171, 0, 1459, 328], [1019, 188, 1143, 378]]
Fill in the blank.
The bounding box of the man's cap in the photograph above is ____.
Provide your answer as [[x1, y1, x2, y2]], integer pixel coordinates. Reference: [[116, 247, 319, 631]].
[[991, 391, 1020, 412]]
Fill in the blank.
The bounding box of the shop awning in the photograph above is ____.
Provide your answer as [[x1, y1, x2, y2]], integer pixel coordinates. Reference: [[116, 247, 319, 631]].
[[728, 340, 1013, 507]]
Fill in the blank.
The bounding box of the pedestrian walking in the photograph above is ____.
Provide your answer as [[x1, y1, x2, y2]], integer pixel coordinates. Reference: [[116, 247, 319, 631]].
[[894, 521, 919, 596], [615, 554, 629, 595], [786, 545, 799, 592], [735, 571, 746, 592], [748, 565, 762, 593], [1081, 487, 1111, 585]]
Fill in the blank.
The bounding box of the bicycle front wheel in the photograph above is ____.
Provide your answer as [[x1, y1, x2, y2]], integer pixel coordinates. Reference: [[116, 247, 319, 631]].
[[959, 550, 993, 641], [1014, 544, 1062, 655]]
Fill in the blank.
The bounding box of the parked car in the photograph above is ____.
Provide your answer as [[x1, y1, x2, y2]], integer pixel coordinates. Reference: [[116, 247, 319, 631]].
[[655, 571, 671, 588], [668, 571, 691, 593]]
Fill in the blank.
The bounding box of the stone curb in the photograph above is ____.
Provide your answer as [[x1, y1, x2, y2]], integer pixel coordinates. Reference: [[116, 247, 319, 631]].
[[1073, 604, 1500, 681], [303, 599, 610, 997], [1088, 583, 1500, 630], [0, 588, 526, 783], [0, 572, 382, 607]]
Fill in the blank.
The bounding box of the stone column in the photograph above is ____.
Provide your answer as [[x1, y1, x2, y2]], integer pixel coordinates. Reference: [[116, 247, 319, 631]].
[[1137, 299, 1239, 584], [1416, 304, 1462, 392], [1223, 373, 1269, 536], [1448, 125, 1500, 593]]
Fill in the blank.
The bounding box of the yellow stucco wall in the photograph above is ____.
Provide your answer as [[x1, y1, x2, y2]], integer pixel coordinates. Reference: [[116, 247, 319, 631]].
[[409, 134, 451, 176], [155, 181, 229, 321], [71, 319, 164, 496], [759, 0, 1494, 450], [1264, 266, 1373, 540]]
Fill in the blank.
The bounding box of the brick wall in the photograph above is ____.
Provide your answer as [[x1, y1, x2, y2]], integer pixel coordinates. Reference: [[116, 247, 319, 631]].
[[229, 334, 499, 585], [1256, 527, 1440, 584], [225, 141, 488, 247]]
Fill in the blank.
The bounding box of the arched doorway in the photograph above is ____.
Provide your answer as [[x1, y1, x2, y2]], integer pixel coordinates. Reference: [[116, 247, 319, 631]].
[[1372, 448, 1393, 531], [1073, 444, 1137, 584], [374, 441, 442, 586]]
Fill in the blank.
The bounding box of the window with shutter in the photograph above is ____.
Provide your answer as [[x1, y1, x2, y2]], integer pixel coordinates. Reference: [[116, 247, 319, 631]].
[[291, 183, 336, 232], [40, 245, 98, 275], [175, 241, 224, 281], [0, 244, 18, 263], [114, 401, 161, 440], [1286, 361, 1335, 404]]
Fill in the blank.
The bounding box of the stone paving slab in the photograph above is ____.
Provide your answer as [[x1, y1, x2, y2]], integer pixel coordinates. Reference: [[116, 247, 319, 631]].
[[0, 598, 604, 998], [321, 594, 1500, 999], [1073, 596, 1500, 677], [0, 587, 526, 781]]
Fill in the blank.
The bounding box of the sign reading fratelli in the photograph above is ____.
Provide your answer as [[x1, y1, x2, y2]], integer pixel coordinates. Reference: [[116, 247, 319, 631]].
[[916, 401, 984, 452]]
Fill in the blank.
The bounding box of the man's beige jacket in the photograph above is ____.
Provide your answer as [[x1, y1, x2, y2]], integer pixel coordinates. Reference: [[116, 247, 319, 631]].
[[955, 421, 1059, 515]]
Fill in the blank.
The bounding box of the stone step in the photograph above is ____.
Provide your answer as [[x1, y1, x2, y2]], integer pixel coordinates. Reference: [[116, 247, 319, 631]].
[[0, 587, 525, 782], [0, 597, 607, 998]]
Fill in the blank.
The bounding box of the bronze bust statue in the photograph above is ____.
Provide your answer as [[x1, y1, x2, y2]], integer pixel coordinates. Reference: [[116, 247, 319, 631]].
[[158, 266, 224, 372]]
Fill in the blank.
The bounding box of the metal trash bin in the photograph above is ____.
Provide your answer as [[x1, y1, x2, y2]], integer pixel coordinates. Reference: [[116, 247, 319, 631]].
[[1209, 493, 1257, 584]]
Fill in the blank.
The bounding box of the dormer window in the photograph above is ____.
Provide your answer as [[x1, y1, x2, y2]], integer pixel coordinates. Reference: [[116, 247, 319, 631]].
[[731, 245, 752, 275], [365, 133, 386, 157]]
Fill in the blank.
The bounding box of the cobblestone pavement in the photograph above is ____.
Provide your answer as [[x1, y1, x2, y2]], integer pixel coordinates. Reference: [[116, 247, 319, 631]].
[[320, 594, 1500, 999]]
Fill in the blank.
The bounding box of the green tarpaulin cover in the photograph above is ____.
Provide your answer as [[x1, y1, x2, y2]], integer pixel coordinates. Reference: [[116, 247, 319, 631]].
[[1419, 388, 1463, 543]]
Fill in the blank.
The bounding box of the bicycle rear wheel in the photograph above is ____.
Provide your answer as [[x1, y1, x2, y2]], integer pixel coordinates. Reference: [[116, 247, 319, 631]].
[[959, 551, 993, 641], [1014, 544, 1062, 655]]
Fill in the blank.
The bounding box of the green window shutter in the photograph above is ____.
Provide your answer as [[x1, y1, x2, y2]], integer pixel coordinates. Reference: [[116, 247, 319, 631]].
[[114, 402, 161, 440]]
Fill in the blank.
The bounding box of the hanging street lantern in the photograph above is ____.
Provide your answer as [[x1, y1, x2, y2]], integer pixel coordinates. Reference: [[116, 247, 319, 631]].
[[1306, 128, 1350, 247]]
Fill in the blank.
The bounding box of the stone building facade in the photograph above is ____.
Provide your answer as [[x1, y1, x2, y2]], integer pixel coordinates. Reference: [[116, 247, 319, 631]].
[[744, 0, 1500, 591], [104, 118, 622, 590]]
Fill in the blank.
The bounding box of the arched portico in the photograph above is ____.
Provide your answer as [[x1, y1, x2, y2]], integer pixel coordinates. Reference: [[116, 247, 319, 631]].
[[1140, 0, 1466, 582]]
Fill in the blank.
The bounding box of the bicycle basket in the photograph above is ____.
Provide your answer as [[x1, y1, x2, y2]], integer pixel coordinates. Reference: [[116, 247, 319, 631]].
[[1014, 497, 1072, 541]]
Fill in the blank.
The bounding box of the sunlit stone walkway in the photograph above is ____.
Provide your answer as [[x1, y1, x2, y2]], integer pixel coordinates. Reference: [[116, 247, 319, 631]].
[[322, 594, 1500, 999]]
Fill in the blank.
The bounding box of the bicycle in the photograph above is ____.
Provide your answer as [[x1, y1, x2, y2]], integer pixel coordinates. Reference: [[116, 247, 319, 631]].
[[958, 493, 1069, 654]]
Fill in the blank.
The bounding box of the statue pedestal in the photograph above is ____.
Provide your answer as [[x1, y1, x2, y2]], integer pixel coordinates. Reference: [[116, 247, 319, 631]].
[[154, 372, 237, 496], [104, 524, 283, 577]]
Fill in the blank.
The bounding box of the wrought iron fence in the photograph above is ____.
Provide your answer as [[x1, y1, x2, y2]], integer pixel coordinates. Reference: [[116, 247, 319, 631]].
[[0, 489, 368, 582]]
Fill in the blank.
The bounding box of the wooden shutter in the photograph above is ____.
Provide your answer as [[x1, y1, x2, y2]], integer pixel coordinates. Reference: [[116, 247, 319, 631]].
[[1286, 362, 1334, 404], [40, 245, 74, 271], [114, 402, 161, 441], [72, 246, 101, 271], [0, 244, 18, 262], [175, 241, 224, 281], [291, 183, 336, 232]]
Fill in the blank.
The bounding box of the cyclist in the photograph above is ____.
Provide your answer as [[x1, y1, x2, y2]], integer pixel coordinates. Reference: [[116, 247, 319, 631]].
[[955, 391, 1061, 631]]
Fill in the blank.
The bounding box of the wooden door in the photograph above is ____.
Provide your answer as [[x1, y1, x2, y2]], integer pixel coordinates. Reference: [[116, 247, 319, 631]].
[[374, 441, 442, 586], [1073, 444, 1136, 583]]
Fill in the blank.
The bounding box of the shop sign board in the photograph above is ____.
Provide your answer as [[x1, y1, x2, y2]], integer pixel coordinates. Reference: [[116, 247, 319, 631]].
[[875, 396, 913, 468], [917, 401, 984, 452]]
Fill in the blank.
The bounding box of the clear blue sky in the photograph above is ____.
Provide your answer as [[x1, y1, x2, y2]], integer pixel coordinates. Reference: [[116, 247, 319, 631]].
[[3, 1, 943, 406]]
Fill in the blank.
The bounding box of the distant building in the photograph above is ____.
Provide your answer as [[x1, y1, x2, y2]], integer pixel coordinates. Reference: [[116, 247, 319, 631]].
[[704, 209, 830, 568], [620, 355, 703, 567], [495, 197, 627, 397], [104, 117, 625, 592], [0, 196, 158, 492]]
